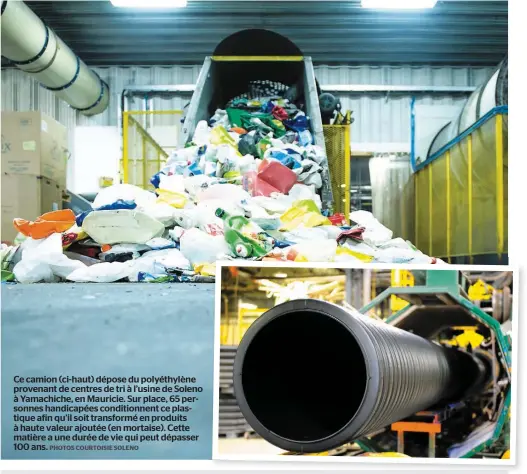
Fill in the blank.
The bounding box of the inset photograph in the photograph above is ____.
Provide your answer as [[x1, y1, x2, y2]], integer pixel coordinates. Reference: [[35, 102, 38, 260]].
[[215, 264, 514, 462]]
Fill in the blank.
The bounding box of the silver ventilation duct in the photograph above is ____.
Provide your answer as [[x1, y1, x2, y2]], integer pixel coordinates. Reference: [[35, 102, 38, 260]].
[[1, 0, 109, 116]]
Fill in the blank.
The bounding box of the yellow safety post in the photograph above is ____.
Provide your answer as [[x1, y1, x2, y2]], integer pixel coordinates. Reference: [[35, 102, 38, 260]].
[[122, 112, 129, 184], [344, 125, 351, 224], [496, 114, 504, 259], [415, 174, 419, 248], [390, 270, 414, 313], [446, 151, 451, 262], [323, 124, 351, 223], [142, 132, 147, 189], [428, 164, 433, 257], [468, 136, 473, 264]]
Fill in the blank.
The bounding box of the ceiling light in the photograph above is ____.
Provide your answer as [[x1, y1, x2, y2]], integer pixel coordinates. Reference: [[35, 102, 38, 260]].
[[362, 0, 437, 9], [274, 273, 288, 279], [111, 0, 187, 8]]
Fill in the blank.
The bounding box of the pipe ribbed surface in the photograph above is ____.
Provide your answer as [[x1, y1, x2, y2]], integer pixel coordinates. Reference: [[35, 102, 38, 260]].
[[233, 299, 485, 453]]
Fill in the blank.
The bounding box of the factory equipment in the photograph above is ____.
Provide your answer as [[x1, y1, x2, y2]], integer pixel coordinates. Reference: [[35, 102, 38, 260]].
[[408, 58, 508, 264], [178, 29, 334, 212], [1, 0, 109, 116], [426, 57, 507, 161], [232, 270, 511, 458]]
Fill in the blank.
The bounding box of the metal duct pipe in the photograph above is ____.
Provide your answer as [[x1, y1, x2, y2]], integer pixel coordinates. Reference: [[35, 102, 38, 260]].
[[427, 56, 507, 159], [233, 299, 490, 453], [1, 0, 109, 116]]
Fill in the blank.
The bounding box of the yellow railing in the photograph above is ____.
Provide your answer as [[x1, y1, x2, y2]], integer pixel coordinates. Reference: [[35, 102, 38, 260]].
[[390, 270, 415, 312], [121, 110, 183, 190], [324, 124, 351, 223], [220, 307, 267, 346], [409, 110, 507, 261]]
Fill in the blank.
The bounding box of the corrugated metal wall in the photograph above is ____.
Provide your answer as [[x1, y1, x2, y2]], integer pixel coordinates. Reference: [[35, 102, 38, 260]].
[[2, 64, 494, 147]]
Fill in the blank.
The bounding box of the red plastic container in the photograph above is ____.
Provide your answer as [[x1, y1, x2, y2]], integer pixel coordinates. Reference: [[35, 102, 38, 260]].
[[243, 171, 281, 197], [329, 213, 346, 226], [257, 159, 297, 195]]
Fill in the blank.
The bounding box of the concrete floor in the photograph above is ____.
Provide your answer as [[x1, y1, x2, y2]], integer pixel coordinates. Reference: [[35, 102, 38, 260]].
[[1, 282, 215, 316]]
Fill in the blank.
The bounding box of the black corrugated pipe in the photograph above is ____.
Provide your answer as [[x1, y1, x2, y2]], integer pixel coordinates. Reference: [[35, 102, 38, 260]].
[[233, 299, 490, 453]]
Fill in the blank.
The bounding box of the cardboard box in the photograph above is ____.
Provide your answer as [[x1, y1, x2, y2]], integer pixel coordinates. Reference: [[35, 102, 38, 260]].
[[1, 111, 68, 188], [1, 173, 64, 243]]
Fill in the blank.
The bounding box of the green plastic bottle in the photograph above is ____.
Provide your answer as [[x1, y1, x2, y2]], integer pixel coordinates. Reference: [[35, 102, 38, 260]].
[[216, 208, 274, 258]]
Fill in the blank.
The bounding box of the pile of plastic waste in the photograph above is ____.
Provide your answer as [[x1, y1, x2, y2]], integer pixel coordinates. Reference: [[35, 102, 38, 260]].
[[1, 82, 445, 284]]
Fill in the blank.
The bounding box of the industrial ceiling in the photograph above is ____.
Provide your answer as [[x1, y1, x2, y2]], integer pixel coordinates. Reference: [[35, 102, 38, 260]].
[[14, 0, 508, 66]]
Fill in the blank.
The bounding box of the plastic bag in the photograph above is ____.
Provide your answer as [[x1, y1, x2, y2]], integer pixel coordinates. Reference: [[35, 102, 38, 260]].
[[303, 172, 322, 189], [158, 174, 186, 194], [210, 125, 237, 147], [373, 247, 431, 264], [192, 120, 211, 146], [349, 210, 393, 247], [183, 175, 217, 199], [280, 200, 331, 231], [298, 129, 313, 147], [142, 203, 178, 227], [82, 210, 165, 245], [180, 228, 231, 265], [128, 248, 192, 281], [265, 149, 302, 170], [156, 189, 188, 209], [335, 247, 374, 263], [377, 238, 414, 250], [99, 243, 150, 262], [288, 183, 322, 209], [76, 200, 137, 226], [92, 184, 157, 211], [271, 239, 337, 262], [194, 263, 216, 277], [13, 234, 85, 283], [14, 209, 76, 240], [67, 262, 132, 283], [197, 183, 251, 203], [13, 258, 57, 284], [283, 227, 330, 243], [146, 238, 176, 250], [238, 132, 258, 156], [168, 227, 186, 242], [62, 224, 88, 249], [252, 196, 292, 215], [210, 109, 230, 129], [257, 136, 273, 159], [305, 145, 327, 164], [238, 154, 258, 174]]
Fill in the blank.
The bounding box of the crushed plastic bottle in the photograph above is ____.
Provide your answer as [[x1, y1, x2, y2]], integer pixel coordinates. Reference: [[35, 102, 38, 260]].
[[215, 208, 274, 258]]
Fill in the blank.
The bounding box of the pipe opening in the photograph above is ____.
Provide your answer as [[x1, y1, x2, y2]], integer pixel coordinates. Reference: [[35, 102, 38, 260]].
[[240, 310, 367, 442]]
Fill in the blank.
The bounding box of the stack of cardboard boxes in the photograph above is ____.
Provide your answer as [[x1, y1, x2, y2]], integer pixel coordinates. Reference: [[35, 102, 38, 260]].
[[1, 111, 69, 243]]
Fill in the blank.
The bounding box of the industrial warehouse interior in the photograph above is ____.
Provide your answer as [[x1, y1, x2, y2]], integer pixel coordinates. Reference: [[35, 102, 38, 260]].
[[218, 266, 513, 459], [0, 0, 516, 466], [1, 0, 508, 283]]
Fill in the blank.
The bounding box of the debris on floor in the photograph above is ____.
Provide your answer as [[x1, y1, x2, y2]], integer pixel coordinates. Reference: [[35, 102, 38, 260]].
[[1, 83, 445, 284]]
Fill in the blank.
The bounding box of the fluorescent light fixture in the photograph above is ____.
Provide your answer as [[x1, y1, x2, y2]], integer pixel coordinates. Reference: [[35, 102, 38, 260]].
[[239, 302, 257, 310], [111, 0, 187, 8], [274, 273, 288, 279], [362, 0, 437, 9]]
